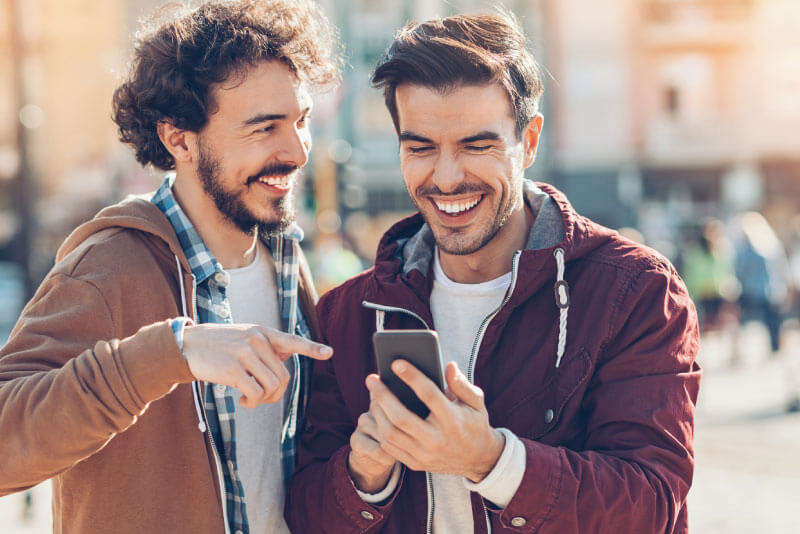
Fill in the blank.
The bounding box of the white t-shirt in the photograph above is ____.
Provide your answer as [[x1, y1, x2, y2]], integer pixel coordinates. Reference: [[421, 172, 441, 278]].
[[225, 241, 291, 534]]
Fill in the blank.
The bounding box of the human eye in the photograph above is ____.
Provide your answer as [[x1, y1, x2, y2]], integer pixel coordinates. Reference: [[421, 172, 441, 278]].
[[407, 145, 433, 154], [255, 124, 275, 134], [465, 144, 492, 152]]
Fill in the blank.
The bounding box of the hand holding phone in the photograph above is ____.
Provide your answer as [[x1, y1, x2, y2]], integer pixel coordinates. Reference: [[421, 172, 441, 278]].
[[372, 329, 445, 418]]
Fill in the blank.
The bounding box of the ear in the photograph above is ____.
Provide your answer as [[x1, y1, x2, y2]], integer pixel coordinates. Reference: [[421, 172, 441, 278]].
[[157, 121, 198, 166], [522, 113, 544, 169]]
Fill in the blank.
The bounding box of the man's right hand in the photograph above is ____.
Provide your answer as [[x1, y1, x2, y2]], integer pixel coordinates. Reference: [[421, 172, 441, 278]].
[[182, 323, 332, 408], [348, 409, 398, 494]]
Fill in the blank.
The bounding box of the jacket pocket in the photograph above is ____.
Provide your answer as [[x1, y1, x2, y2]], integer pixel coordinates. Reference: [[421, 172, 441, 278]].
[[498, 347, 592, 440]]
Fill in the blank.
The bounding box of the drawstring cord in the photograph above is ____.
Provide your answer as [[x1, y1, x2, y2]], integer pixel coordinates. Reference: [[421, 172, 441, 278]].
[[176, 255, 207, 433], [553, 248, 569, 368]]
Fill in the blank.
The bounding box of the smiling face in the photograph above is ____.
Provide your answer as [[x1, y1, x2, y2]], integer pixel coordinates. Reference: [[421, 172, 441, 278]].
[[396, 83, 541, 257], [196, 60, 312, 235]]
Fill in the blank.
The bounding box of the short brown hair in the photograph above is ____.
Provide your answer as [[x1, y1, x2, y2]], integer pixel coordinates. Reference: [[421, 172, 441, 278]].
[[371, 12, 543, 138], [113, 0, 341, 170]]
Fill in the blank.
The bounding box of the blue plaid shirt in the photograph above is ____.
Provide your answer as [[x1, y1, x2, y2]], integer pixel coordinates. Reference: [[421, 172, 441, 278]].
[[151, 176, 313, 534]]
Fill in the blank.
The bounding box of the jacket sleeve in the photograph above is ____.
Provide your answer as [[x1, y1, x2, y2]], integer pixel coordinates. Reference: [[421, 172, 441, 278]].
[[494, 264, 700, 533], [0, 272, 195, 496], [286, 295, 403, 533]]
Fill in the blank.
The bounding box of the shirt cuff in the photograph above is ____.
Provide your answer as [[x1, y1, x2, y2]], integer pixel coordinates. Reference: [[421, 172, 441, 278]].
[[463, 428, 526, 509], [355, 462, 402, 504], [169, 316, 193, 354]]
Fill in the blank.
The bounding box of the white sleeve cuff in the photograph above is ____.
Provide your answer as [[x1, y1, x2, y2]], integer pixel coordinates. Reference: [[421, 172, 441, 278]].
[[355, 462, 402, 504], [463, 428, 526, 509]]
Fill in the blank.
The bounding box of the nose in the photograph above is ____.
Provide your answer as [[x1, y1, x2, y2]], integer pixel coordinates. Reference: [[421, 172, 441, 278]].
[[277, 124, 311, 168], [431, 151, 464, 193]]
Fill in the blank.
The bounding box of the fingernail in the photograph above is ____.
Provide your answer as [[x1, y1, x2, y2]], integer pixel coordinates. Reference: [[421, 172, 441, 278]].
[[365, 375, 378, 389], [319, 345, 333, 356], [393, 361, 407, 374]]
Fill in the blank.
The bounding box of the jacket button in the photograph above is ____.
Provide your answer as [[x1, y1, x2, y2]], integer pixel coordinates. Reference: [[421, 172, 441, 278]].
[[544, 409, 554, 424], [511, 516, 527, 527], [360, 510, 375, 521], [213, 271, 230, 286]]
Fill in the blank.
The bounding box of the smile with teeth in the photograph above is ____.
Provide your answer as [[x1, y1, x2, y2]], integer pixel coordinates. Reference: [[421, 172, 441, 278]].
[[258, 175, 291, 189], [433, 195, 483, 215]]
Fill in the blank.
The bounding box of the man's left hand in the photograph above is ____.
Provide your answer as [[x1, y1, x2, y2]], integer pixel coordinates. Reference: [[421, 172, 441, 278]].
[[365, 360, 504, 483]]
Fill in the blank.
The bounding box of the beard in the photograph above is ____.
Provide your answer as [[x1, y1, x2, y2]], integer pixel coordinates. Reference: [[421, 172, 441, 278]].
[[412, 181, 520, 256], [197, 138, 297, 236]]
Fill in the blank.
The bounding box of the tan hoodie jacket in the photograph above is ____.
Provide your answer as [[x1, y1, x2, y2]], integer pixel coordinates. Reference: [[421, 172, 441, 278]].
[[0, 195, 317, 533]]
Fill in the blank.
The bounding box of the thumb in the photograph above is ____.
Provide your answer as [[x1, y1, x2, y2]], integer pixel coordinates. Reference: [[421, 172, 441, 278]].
[[445, 361, 485, 410]]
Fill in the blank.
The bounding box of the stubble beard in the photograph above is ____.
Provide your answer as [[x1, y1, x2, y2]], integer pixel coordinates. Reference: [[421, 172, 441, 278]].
[[413, 182, 521, 256], [197, 140, 296, 237]]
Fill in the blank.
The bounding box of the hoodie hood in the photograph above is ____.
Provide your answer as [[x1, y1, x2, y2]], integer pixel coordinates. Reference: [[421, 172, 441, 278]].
[[56, 194, 191, 274]]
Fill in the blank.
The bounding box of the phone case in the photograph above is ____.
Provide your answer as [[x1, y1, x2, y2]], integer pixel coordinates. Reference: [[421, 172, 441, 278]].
[[372, 329, 445, 419]]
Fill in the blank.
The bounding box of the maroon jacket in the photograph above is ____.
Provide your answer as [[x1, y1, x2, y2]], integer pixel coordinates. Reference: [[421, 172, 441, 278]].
[[287, 183, 700, 533]]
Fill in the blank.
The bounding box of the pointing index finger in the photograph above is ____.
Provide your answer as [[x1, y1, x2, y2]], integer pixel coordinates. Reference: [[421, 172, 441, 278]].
[[258, 327, 333, 361]]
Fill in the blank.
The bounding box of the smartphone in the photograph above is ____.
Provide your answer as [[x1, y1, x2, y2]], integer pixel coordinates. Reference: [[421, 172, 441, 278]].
[[372, 329, 445, 419]]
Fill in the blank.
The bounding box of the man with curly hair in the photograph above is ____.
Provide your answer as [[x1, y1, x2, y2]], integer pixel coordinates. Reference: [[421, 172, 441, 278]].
[[0, 1, 339, 533]]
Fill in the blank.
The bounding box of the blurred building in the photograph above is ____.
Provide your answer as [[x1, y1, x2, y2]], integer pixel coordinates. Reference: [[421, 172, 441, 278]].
[[0, 0, 167, 283], [545, 0, 800, 236], [2, 0, 800, 273], [317, 0, 800, 260]]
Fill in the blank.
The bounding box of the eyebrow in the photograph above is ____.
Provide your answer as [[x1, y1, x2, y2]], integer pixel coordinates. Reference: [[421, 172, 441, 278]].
[[398, 131, 433, 144], [242, 113, 286, 126], [241, 106, 312, 127], [398, 130, 502, 144], [459, 131, 501, 144]]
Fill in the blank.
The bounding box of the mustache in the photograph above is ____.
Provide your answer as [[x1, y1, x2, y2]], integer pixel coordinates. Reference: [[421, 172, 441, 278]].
[[246, 163, 299, 184], [415, 182, 492, 197]]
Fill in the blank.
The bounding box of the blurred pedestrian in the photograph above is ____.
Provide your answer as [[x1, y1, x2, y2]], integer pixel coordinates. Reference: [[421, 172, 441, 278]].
[[734, 211, 792, 355], [0, 2, 339, 533], [682, 218, 739, 332]]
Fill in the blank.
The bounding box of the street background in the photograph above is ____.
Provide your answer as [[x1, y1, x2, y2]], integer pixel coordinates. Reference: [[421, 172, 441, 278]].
[[2, 0, 800, 532]]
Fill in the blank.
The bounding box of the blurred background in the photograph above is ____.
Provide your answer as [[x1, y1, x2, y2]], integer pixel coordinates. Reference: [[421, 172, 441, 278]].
[[1, 0, 800, 532]]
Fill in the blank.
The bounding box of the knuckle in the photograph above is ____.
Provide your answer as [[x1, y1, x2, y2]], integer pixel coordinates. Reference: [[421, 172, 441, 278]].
[[394, 414, 412, 428], [224, 360, 241, 379], [385, 428, 402, 444]]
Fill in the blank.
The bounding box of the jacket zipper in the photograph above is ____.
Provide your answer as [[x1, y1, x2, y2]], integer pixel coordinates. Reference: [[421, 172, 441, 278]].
[[197, 381, 231, 534], [426, 472, 435, 534], [188, 272, 231, 534], [463, 250, 522, 534], [282, 337, 302, 446]]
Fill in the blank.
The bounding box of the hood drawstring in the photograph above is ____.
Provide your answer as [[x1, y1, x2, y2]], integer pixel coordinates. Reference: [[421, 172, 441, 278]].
[[553, 248, 570, 368], [176, 255, 207, 433]]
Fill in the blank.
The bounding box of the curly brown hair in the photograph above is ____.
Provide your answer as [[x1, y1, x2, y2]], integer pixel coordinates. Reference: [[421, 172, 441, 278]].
[[112, 0, 341, 170], [371, 11, 543, 139]]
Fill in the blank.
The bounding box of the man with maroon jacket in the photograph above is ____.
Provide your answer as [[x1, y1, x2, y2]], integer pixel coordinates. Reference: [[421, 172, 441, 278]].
[[287, 12, 700, 534]]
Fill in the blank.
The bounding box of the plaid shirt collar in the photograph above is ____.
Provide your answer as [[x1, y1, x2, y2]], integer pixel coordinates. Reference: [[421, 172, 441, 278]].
[[150, 174, 304, 285], [150, 175, 311, 534]]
